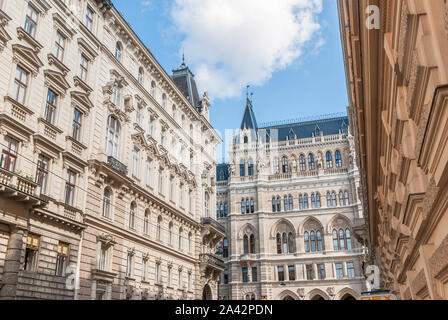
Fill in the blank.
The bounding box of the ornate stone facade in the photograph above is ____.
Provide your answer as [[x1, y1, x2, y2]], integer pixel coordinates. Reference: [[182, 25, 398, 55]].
[[0, 0, 223, 300], [215, 99, 367, 300], [339, 0, 448, 299]]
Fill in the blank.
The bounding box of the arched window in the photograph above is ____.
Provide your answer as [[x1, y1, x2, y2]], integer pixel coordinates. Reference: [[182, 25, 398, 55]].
[[277, 197, 281, 212], [242, 199, 246, 214], [346, 229, 352, 250], [143, 210, 150, 235], [102, 187, 112, 218], [310, 231, 316, 252], [272, 197, 276, 212], [162, 94, 167, 109], [311, 193, 316, 208], [276, 233, 282, 254], [138, 67, 144, 85], [326, 151, 333, 168], [129, 202, 136, 229], [168, 222, 173, 245], [344, 191, 349, 206], [273, 157, 279, 174], [339, 192, 344, 206], [283, 196, 288, 212], [243, 234, 249, 254], [282, 233, 288, 254], [220, 203, 224, 217], [150, 81, 156, 96], [332, 192, 337, 207], [172, 105, 177, 121], [335, 150, 342, 167], [250, 199, 254, 213], [115, 42, 122, 61], [308, 154, 315, 170], [157, 216, 162, 240], [178, 227, 183, 250], [240, 160, 245, 177], [299, 194, 303, 210], [249, 234, 255, 254], [106, 115, 120, 158], [339, 229, 345, 250], [327, 192, 331, 207], [303, 194, 309, 209], [299, 154, 306, 171], [243, 135, 248, 144], [288, 232, 294, 253], [188, 232, 192, 253], [224, 203, 228, 216], [317, 231, 323, 251], [204, 192, 210, 217], [288, 195, 293, 211], [333, 230, 338, 250], [246, 199, 250, 214], [248, 159, 254, 176], [304, 232, 310, 253], [282, 156, 288, 173], [316, 193, 321, 208]]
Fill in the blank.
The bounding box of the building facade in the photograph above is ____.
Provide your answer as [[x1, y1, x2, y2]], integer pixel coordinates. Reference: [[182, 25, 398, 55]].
[[216, 98, 368, 300], [339, 0, 448, 299], [0, 0, 224, 300]]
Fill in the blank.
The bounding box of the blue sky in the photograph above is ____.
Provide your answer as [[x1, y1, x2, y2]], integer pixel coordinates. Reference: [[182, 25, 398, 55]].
[[113, 0, 348, 161]]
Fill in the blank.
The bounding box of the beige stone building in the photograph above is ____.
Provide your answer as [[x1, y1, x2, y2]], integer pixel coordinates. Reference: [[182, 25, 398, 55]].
[[0, 0, 224, 300], [339, 0, 448, 299], [216, 98, 368, 300]]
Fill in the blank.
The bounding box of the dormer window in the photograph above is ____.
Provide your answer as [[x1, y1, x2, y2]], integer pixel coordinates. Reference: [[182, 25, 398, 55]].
[[24, 4, 38, 37], [115, 42, 122, 61]]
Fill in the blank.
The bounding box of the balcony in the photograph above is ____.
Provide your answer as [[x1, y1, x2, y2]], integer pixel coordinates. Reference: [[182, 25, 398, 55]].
[[201, 217, 226, 234], [199, 253, 226, 277], [0, 167, 43, 206], [107, 156, 128, 176]]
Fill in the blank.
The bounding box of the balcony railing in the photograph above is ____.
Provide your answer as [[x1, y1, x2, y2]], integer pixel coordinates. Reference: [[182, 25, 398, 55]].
[[107, 156, 128, 176], [0, 167, 40, 197], [201, 217, 226, 233], [199, 253, 226, 269]]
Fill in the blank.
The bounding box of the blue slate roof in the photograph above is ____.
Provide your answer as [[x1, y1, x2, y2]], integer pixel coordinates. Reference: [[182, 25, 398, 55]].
[[216, 163, 229, 181], [240, 98, 258, 131]]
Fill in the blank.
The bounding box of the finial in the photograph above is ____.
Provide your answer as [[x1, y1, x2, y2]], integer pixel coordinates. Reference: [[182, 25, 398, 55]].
[[182, 52, 185, 65], [246, 85, 250, 99]]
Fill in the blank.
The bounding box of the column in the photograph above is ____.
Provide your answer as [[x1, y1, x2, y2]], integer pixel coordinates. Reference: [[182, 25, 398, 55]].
[[284, 264, 289, 281], [312, 264, 318, 280], [0, 227, 25, 300], [343, 262, 348, 279]]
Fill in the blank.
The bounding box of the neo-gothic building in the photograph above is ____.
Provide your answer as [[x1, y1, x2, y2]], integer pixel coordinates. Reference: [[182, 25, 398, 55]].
[[216, 98, 368, 300], [0, 0, 224, 300]]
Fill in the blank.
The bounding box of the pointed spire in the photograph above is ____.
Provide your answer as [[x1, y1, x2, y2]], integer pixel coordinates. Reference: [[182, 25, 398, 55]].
[[240, 89, 258, 131]]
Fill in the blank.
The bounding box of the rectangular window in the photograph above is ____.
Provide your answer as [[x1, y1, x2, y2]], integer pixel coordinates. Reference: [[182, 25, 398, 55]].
[[72, 108, 82, 141], [126, 253, 133, 277], [277, 266, 285, 282], [24, 234, 39, 272], [146, 160, 151, 186], [242, 267, 248, 283], [132, 148, 139, 177], [148, 117, 154, 136], [136, 107, 141, 126], [167, 267, 171, 286], [80, 55, 88, 82], [306, 265, 313, 280], [98, 244, 107, 271], [155, 263, 160, 284], [143, 212, 149, 234], [142, 259, 147, 281], [55, 242, 69, 276], [252, 267, 257, 282], [64, 169, 76, 206], [169, 176, 174, 201], [113, 85, 121, 107], [336, 263, 344, 279], [54, 31, 65, 61], [35, 154, 49, 195], [158, 168, 163, 194], [45, 89, 58, 124], [1, 136, 18, 172], [188, 273, 191, 291], [13, 65, 29, 104], [223, 270, 229, 284], [318, 264, 326, 280], [24, 4, 38, 37], [85, 6, 93, 31], [347, 263, 355, 278], [179, 183, 184, 208], [178, 270, 182, 288], [189, 190, 192, 213], [288, 265, 296, 281]]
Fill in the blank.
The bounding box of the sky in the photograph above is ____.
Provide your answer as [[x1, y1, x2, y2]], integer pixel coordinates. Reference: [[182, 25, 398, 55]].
[[113, 0, 349, 162]]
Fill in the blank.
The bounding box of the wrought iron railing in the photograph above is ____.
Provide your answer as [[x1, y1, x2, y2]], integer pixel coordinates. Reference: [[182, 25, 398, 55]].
[[201, 217, 226, 233], [199, 253, 226, 269], [107, 156, 128, 176]]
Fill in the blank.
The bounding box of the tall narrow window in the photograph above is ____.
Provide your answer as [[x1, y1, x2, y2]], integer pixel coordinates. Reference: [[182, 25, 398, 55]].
[[339, 229, 345, 250], [248, 159, 254, 176], [102, 188, 112, 218], [35, 154, 49, 195], [311, 193, 316, 208], [158, 168, 163, 194], [326, 151, 333, 168], [162, 94, 167, 109], [85, 6, 94, 31], [276, 233, 282, 254], [54, 31, 65, 61], [55, 242, 69, 276], [335, 150, 342, 167], [24, 4, 38, 37], [143, 210, 150, 235], [148, 116, 154, 136], [240, 160, 245, 177], [299, 154, 306, 171], [277, 266, 285, 282], [288, 233, 294, 253], [333, 230, 339, 250], [224, 203, 228, 216], [45, 89, 57, 124], [308, 154, 315, 170], [150, 81, 156, 96], [249, 234, 255, 254], [318, 264, 326, 280], [288, 265, 296, 281], [304, 232, 310, 253], [138, 67, 144, 85], [115, 42, 122, 61], [178, 228, 183, 250], [310, 231, 316, 252], [106, 116, 120, 158], [317, 231, 323, 252], [252, 267, 257, 282], [113, 84, 121, 107], [146, 160, 151, 186], [179, 183, 184, 208], [246, 199, 250, 214], [299, 194, 303, 210], [243, 235, 249, 254], [169, 176, 174, 201], [80, 55, 88, 82], [327, 192, 331, 207], [204, 192, 210, 217], [346, 229, 352, 250], [24, 234, 39, 272], [126, 252, 133, 277], [303, 194, 309, 209], [242, 267, 248, 283], [282, 233, 288, 254], [65, 170, 76, 206], [332, 192, 337, 207], [98, 244, 107, 271], [129, 202, 136, 229], [250, 199, 254, 213], [1, 136, 18, 172], [339, 191, 344, 206], [241, 199, 245, 214], [344, 191, 349, 206], [13, 66, 29, 104], [142, 259, 147, 281], [160, 127, 166, 146], [223, 238, 228, 258], [288, 195, 293, 211], [316, 193, 321, 208], [157, 217, 162, 240], [272, 197, 276, 212], [284, 196, 288, 212], [277, 197, 281, 212], [336, 263, 343, 279], [282, 156, 288, 173], [347, 263, 355, 278], [136, 106, 142, 126], [72, 108, 82, 141], [132, 148, 139, 178]]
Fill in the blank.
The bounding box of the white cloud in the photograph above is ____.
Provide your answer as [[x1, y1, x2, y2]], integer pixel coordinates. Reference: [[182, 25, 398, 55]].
[[170, 0, 323, 100], [141, 1, 151, 13]]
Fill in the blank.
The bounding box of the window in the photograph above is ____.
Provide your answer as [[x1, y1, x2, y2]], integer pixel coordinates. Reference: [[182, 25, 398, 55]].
[[272, 197, 276, 212], [150, 81, 156, 97], [45, 89, 57, 124], [250, 199, 254, 213], [335, 150, 342, 167], [282, 156, 288, 173], [346, 229, 352, 250], [102, 188, 112, 218], [242, 267, 248, 283], [178, 228, 183, 250], [344, 191, 349, 206], [252, 267, 257, 282], [24, 4, 38, 37], [162, 94, 167, 109], [126, 252, 133, 277], [98, 244, 107, 271], [115, 42, 122, 61], [55, 242, 69, 276], [311, 193, 316, 208], [336, 263, 344, 279], [327, 192, 331, 207], [143, 210, 150, 235], [178, 270, 182, 288], [188, 233, 192, 253], [129, 202, 136, 229], [1, 136, 18, 172], [288, 233, 295, 253], [306, 265, 313, 280], [157, 216, 162, 240], [310, 231, 316, 252], [347, 263, 355, 278], [243, 135, 248, 144], [283, 196, 288, 212], [179, 183, 184, 208], [169, 176, 174, 201], [339, 192, 344, 206], [160, 127, 166, 146], [288, 195, 293, 211], [318, 264, 326, 280], [273, 157, 279, 174], [276, 233, 282, 254], [277, 266, 285, 282], [224, 203, 228, 216], [136, 106, 142, 126], [248, 159, 254, 176], [142, 259, 147, 281], [64, 170, 76, 206], [168, 223, 173, 245], [106, 116, 120, 158], [172, 105, 176, 120], [132, 148, 139, 178], [223, 270, 229, 284], [317, 231, 323, 251], [240, 160, 245, 177], [146, 160, 151, 186], [339, 229, 345, 250], [155, 263, 160, 283], [299, 154, 306, 171], [249, 234, 255, 254], [80, 55, 88, 82], [113, 84, 121, 107], [308, 154, 315, 170], [158, 168, 163, 194], [13, 65, 29, 104], [223, 238, 228, 258], [332, 192, 337, 207], [24, 234, 39, 272], [138, 67, 144, 85], [326, 151, 333, 168], [85, 6, 94, 31], [241, 199, 245, 214], [243, 235, 249, 254], [148, 116, 154, 136], [304, 232, 310, 253], [299, 194, 303, 210], [303, 194, 309, 209], [316, 193, 321, 208], [204, 192, 210, 217], [54, 31, 65, 61], [282, 233, 288, 254], [333, 230, 339, 250], [35, 154, 49, 194], [288, 265, 296, 281], [72, 108, 82, 141]]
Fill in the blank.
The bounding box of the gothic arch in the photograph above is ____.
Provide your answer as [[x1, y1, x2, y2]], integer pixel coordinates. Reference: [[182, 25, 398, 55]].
[[306, 288, 330, 300], [237, 223, 257, 240], [336, 287, 359, 300], [326, 213, 352, 233], [270, 218, 296, 238], [278, 290, 299, 300], [298, 216, 324, 234]]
